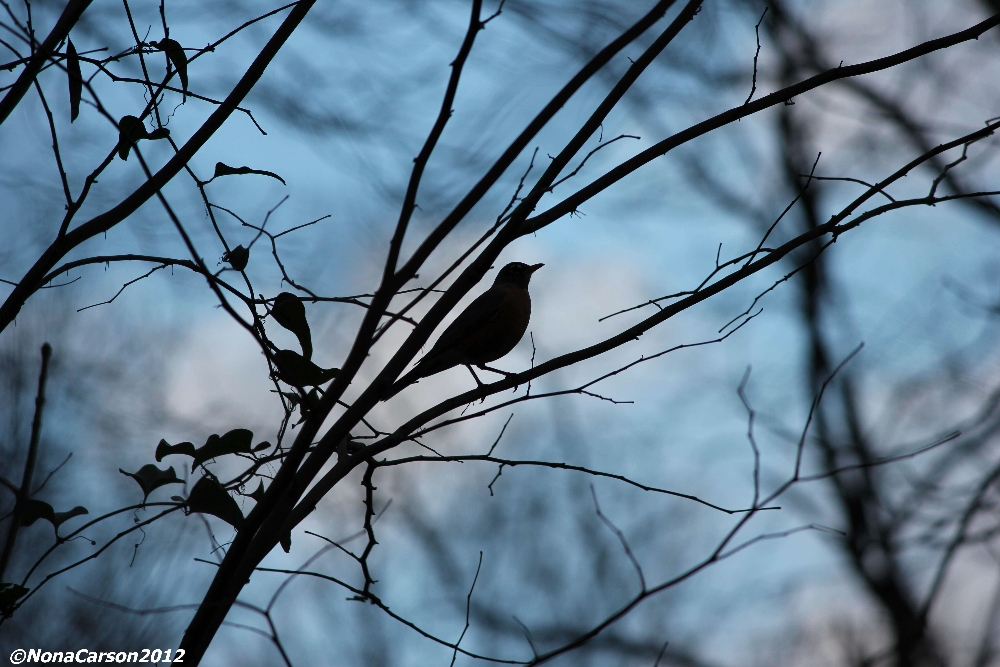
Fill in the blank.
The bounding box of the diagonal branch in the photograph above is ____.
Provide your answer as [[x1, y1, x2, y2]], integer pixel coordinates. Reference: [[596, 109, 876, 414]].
[[0, 0, 92, 125], [317, 124, 1000, 514], [382, 0, 486, 279], [375, 454, 771, 515], [0, 343, 51, 582], [385, 0, 683, 295], [200, 7, 699, 637], [0, 0, 316, 334], [520, 14, 1000, 235]]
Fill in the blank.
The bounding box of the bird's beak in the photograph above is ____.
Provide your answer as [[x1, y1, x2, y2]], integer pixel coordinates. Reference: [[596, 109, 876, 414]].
[[528, 263, 544, 273]]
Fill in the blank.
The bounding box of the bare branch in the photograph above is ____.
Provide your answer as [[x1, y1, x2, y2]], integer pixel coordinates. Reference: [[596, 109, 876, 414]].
[[375, 455, 773, 515], [0, 343, 51, 581], [743, 7, 768, 105], [591, 485, 646, 591], [522, 15, 1000, 235]]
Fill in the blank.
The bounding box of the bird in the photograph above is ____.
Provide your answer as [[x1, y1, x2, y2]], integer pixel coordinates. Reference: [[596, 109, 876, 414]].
[[384, 262, 543, 399]]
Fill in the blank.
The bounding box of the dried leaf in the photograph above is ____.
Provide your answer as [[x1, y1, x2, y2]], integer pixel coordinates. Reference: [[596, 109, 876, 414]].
[[273, 349, 338, 387], [211, 162, 285, 185], [67, 39, 82, 121], [222, 244, 249, 271], [0, 583, 29, 617], [117, 115, 147, 160], [191, 429, 254, 469], [119, 464, 182, 501], [155, 438, 196, 462], [271, 292, 312, 359], [153, 38, 188, 98], [21, 499, 88, 534], [186, 476, 243, 529]]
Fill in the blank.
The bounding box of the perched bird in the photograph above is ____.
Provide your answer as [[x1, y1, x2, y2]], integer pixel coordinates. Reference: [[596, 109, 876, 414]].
[[384, 262, 543, 399]]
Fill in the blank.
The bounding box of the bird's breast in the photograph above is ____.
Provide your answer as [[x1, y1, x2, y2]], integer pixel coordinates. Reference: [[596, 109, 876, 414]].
[[459, 287, 531, 364]]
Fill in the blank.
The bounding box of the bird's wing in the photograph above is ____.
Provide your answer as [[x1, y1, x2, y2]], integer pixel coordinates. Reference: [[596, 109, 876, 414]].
[[427, 286, 506, 356], [392, 287, 506, 391]]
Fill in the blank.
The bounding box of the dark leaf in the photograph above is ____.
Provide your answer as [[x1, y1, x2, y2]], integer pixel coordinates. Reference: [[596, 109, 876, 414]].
[[271, 292, 312, 359], [53, 506, 89, 528], [273, 349, 338, 387], [153, 38, 188, 97], [21, 499, 55, 527], [247, 481, 265, 503], [191, 428, 254, 469], [211, 162, 285, 185], [223, 245, 249, 271], [22, 499, 88, 533], [253, 441, 271, 452], [116, 117, 167, 159], [117, 115, 147, 160], [0, 583, 29, 617], [67, 39, 82, 122], [155, 438, 196, 462], [279, 531, 291, 553], [119, 464, 182, 501], [156, 431, 263, 471], [186, 476, 243, 529]]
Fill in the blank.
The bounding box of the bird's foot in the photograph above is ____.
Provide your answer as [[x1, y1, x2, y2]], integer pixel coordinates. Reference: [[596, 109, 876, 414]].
[[479, 365, 522, 392]]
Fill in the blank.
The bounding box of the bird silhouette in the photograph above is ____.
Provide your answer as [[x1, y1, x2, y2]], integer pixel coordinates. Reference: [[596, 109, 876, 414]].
[[384, 262, 543, 399]]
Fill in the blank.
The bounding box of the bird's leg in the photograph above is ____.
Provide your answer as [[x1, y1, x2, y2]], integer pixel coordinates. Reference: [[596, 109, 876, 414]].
[[465, 364, 485, 387], [465, 365, 488, 402]]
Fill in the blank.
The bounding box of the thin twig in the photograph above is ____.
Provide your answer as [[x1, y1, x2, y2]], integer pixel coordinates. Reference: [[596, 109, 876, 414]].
[[591, 485, 645, 591], [450, 551, 484, 667], [744, 7, 768, 105], [548, 134, 640, 191], [737, 367, 761, 508], [375, 455, 774, 515]]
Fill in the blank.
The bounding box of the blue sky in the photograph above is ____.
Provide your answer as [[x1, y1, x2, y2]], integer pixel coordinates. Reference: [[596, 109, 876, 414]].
[[3, 1, 1000, 664]]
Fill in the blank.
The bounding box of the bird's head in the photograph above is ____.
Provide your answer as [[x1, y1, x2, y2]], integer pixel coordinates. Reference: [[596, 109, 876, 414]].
[[494, 262, 544, 289]]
